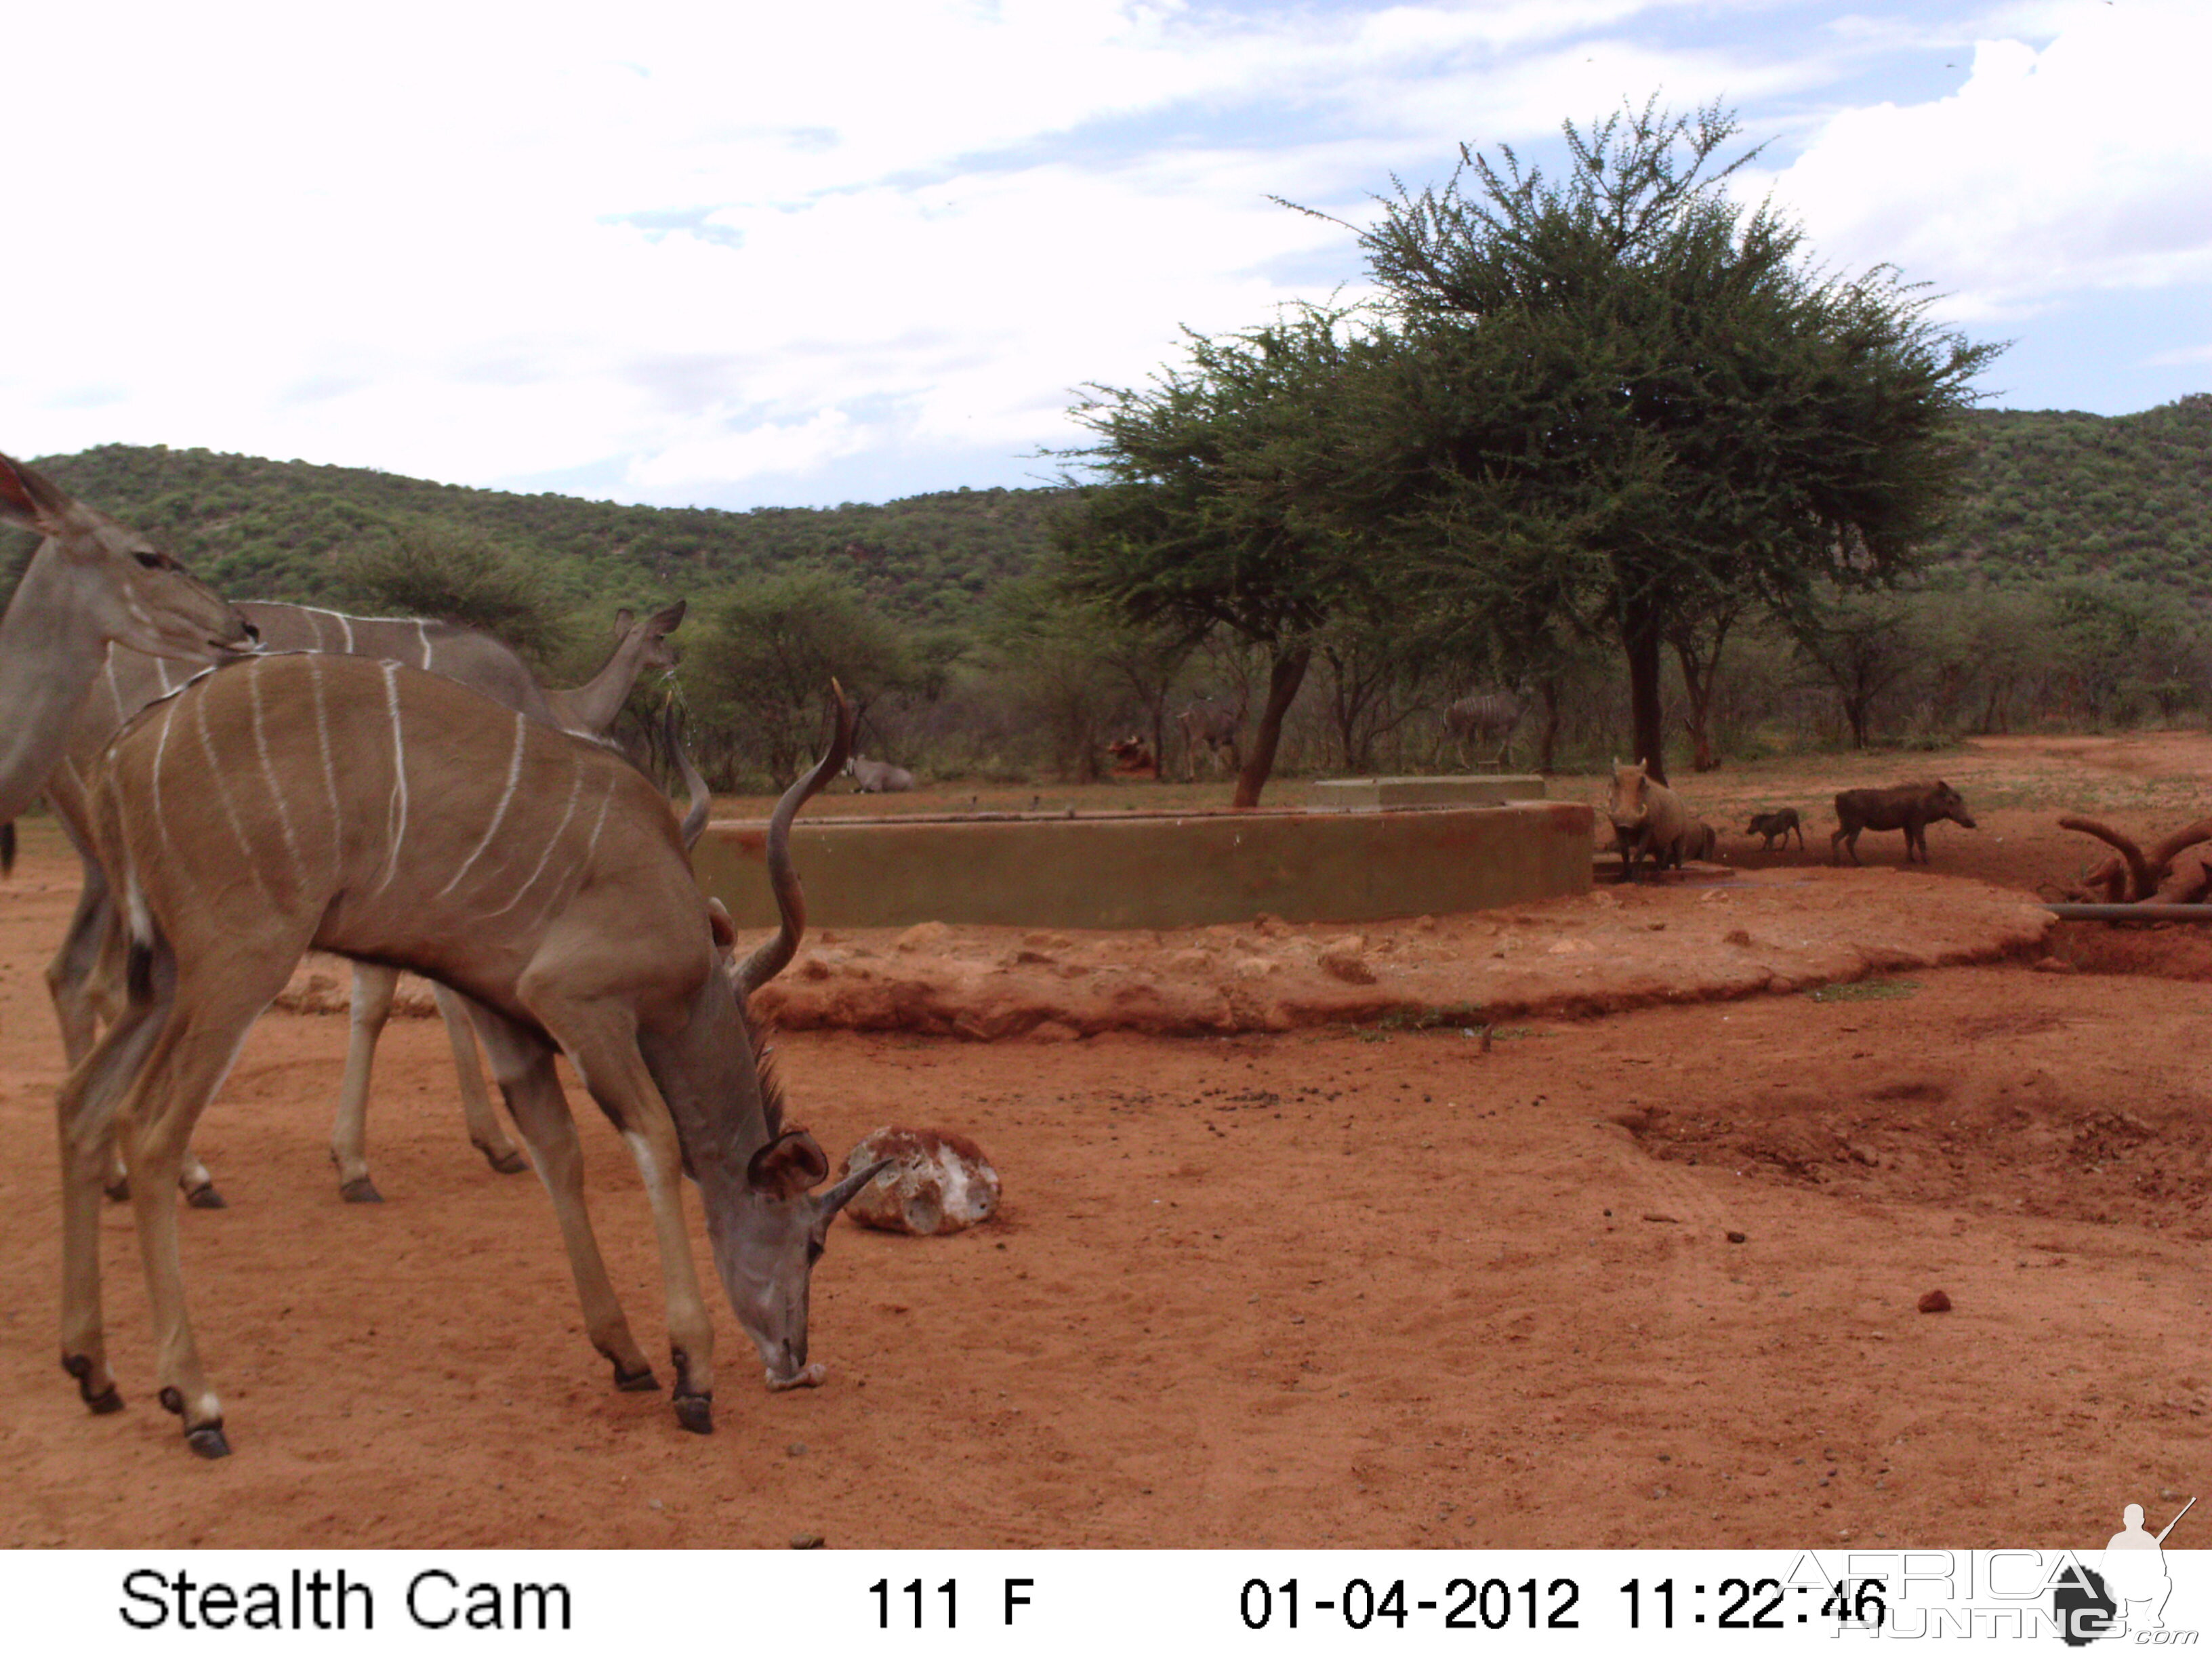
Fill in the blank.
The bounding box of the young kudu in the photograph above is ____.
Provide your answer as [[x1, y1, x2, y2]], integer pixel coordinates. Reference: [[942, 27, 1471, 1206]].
[[43, 599, 687, 1203], [56, 655, 874, 1456], [0, 453, 253, 834]]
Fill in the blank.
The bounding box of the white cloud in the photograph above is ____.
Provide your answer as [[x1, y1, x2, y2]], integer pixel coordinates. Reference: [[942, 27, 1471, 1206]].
[[1757, 1, 2212, 321], [4, 1, 2196, 504]]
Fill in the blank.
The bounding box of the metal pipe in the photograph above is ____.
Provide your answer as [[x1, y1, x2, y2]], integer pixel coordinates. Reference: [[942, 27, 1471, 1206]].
[[2045, 903, 2212, 922]]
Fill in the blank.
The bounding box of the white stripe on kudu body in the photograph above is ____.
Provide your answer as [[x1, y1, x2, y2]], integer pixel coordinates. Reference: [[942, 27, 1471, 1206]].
[[53, 655, 865, 1458], [440, 713, 527, 898]]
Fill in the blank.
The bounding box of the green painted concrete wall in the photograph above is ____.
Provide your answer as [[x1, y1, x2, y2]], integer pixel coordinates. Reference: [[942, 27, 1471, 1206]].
[[693, 801, 1593, 930]]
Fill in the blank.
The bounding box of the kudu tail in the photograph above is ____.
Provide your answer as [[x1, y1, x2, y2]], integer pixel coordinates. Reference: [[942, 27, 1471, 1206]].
[[1, 819, 13, 877], [732, 681, 855, 998]]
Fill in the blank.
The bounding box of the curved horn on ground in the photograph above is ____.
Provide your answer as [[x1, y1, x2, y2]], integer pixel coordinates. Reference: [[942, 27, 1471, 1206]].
[[820, 1157, 896, 1216], [664, 703, 712, 852], [2146, 816, 2212, 874], [2060, 815, 2156, 901], [733, 680, 855, 997]]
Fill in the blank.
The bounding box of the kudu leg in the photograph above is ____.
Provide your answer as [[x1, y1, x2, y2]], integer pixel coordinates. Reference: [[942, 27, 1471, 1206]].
[[329, 962, 398, 1202], [466, 1005, 657, 1395], [531, 998, 718, 1434], [56, 884, 220, 1210], [55, 959, 175, 1419], [44, 855, 110, 1067], [429, 982, 526, 1174], [41, 867, 136, 1202], [112, 953, 292, 1456]]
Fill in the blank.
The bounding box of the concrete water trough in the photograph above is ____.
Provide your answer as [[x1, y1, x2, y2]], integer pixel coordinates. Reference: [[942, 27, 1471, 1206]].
[[1307, 773, 1547, 810], [692, 799, 1595, 932]]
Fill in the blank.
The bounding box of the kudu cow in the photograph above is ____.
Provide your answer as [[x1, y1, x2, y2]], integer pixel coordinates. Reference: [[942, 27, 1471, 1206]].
[[44, 599, 689, 1205], [0, 453, 254, 834], [1606, 760, 1693, 883], [1830, 781, 1976, 865], [56, 658, 878, 1456], [1445, 691, 1523, 770], [1176, 698, 1243, 779]]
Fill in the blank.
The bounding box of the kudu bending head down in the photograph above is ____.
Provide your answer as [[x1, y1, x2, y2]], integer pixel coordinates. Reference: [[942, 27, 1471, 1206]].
[[699, 691, 891, 1389], [60, 658, 876, 1453]]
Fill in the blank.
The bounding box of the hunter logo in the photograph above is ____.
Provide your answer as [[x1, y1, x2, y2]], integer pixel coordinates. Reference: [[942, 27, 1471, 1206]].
[[2053, 1497, 2194, 1647]]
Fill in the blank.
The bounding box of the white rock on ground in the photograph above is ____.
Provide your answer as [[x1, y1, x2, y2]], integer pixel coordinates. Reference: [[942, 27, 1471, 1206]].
[[842, 1127, 1002, 1235]]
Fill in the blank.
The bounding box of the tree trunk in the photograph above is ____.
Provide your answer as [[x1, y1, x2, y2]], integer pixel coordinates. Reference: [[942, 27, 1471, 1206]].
[[1233, 644, 1311, 809], [1622, 596, 1667, 783], [1537, 676, 1562, 774], [1672, 615, 1732, 773]]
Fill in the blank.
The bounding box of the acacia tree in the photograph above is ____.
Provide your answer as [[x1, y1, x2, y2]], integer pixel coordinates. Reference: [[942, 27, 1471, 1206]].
[[1053, 307, 1384, 806], [1350, 99, 2000, 781], [691, 565, 912, 786]]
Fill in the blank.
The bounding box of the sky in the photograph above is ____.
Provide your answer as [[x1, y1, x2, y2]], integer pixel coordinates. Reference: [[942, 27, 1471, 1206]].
[[3, 0, 2207, 511]]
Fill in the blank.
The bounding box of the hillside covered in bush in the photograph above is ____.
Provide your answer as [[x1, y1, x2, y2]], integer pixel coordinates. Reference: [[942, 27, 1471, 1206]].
[[1921, 394, 2212, 594], [24, 443, 1067, 625], [23, 396, 2212, 618]]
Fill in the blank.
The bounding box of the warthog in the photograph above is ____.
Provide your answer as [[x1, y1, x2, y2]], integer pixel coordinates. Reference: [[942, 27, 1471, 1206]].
[[1105, 735, 1158, 778], [846, 754, 915, 793], [1682, 819, 1719, 863], [1746, 808, 1805, 852], [1830, 781, 1975, 865], [1607, 760, 1692, 884]]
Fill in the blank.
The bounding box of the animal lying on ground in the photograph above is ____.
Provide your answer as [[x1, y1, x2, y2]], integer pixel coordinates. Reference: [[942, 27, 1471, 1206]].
[[1831, 781, 1976, 865], [1105, 736, 1158, 779], [1746, 808, 1805, 852], [1606, 760, 1692, 883], [846, 754, 915, 792], [1681, 819, 1719, 862]]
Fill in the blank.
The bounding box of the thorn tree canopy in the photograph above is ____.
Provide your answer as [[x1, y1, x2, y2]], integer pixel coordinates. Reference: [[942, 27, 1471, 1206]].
[[1351, 98, 2003, 781], [1052, 306, 1385, 806]]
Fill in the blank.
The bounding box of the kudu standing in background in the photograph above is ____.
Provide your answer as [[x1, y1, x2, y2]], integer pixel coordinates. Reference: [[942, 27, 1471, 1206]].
[[43, 599, 689, 1204], [1444, 690, 1523, 771], [56, 657, 876, 1456], [0, 453, 253, 844], [1177, 697, 1244, 780]]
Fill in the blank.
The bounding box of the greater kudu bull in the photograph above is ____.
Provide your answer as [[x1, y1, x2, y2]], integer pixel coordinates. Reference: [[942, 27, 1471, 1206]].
[[56, 657, 874, 1456]]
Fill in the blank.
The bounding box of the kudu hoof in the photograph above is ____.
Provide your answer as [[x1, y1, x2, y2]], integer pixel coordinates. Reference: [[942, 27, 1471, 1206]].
[[482, 1147, 530, 1176], [673, 1393, 714, 1435], [103, 1176, 131, 1204], [339, 1177, 384, 1205], [62, 1354, 122, 1415], [185, 1183, 228, 1210], [185, 1425, 232, 1460], [611, 1360, 660, 1393]]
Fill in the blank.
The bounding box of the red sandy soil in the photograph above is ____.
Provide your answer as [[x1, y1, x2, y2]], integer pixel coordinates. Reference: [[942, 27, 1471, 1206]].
[[3, 735, 2212, 1549]]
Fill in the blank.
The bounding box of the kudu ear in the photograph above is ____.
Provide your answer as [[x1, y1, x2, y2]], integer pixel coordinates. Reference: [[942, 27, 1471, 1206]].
[[649, 598, 687, 634], [748, 1129, 831, 1200], [706, 898, 737, 951], [0, 453, 73, 531], [613, 608, 634, 634], [821, 1157, 895, 1217]]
